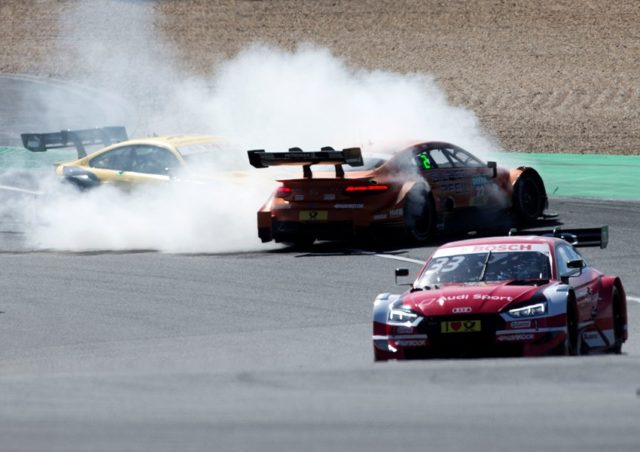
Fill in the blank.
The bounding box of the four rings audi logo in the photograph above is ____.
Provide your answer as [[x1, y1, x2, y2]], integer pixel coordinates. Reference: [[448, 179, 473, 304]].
[[452, 307, 472, 313]]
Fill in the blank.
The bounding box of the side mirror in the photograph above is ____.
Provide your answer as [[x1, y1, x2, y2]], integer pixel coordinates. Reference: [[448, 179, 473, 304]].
[[487, 161, 497, 178], [561, 259, 584, 283], [395, 268, 411, 286], [567, 259, 584, 269]]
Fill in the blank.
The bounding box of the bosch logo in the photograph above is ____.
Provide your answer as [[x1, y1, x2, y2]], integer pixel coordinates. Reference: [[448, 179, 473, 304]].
[[452, 307, 472, 313]]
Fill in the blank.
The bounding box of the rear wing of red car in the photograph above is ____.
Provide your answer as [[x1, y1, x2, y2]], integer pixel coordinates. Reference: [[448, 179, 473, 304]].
[[509, 225, 609, 249], [247, 146, 364, 178], [21, 126, 128, 159]]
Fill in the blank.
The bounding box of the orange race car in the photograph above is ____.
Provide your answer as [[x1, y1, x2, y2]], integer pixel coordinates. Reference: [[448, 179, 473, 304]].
[[247, 141, 550, 246]]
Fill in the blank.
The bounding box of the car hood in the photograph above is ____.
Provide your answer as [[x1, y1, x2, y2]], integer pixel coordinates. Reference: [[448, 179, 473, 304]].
[[402, 281, 549, 316]]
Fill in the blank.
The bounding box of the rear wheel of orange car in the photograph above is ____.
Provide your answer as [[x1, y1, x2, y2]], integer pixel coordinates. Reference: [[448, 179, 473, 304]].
[[404, 187, 435, 243], [513, 172, 545, 223]]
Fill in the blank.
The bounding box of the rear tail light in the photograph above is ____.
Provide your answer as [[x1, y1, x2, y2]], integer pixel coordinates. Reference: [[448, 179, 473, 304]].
[[275, 186, 292, 198], [344, 184, 389, 194]]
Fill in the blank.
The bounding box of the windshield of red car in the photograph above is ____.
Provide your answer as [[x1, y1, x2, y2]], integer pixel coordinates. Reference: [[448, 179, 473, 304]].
[[416, 251, 552, 286]]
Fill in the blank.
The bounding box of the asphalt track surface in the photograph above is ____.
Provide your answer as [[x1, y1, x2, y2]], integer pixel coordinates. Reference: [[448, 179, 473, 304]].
[[0, 74, 132, 147], [0, 196, 639, 452], [1, 76, 639, 451]]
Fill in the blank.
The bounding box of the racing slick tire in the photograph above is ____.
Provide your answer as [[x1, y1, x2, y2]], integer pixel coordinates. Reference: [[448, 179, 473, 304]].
[[554, 297, 580, 356], [565, 298, 580, 356], [611, 287, 624, 354], [513, 171, 545, 223], [404, 187, 435, 243]]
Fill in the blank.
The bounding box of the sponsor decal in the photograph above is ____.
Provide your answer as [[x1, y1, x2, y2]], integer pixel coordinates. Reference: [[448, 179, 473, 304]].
[[441, 320, 481, 333], [395, 339, 427, 347], [396, 326, 414, 334], [473, 294, 513, 301], [439, 294, 470, 302], [452, 307, 472, 313], [294, 195, 305, 201], [509, 320, 532, 329], [440, 181, 464, 193], [433, 243, 550, 258], [497, 334, 535, 342], [582, 331, 603, 344], [334, 204, 364, 209], [390, 208, 403, 218], [430, 170, 465, 182], [373, 213, 388, 220], [323, 194, 336, 201], [472, 175, 489, 187], [472, 244, 533, 252], [438, 293, 512, 303]]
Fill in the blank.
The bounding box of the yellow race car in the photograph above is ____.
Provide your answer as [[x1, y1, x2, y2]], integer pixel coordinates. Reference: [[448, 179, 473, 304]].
[[21, 127, 228, 189]]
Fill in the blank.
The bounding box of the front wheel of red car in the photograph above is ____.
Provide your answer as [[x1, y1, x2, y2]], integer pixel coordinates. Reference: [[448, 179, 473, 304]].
[[404, 188, 435, 243], [554, 299, 580, 356], [513, 171, 545, 223], [611, 287, 624, 354]]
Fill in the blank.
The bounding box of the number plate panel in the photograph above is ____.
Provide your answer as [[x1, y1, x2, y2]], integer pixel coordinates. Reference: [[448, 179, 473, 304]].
[[441, 320, 482, 333], [298, 210, 328, 221]]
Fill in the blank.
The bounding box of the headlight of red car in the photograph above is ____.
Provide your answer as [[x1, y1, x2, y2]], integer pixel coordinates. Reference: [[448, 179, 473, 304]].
[[508, 302, 547, 318]]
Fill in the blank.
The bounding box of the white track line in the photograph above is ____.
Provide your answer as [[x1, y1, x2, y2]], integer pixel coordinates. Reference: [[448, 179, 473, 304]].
[[0, 184, 43, 196], [374, 254, 426, 266], [628, 296, 640, 304]]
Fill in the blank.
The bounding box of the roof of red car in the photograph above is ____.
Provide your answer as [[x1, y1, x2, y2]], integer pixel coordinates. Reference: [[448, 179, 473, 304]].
[[438, 235, 558, 250]]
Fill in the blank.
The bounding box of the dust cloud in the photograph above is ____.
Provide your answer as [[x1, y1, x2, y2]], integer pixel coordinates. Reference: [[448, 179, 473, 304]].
[[15, 1, 498, 252]]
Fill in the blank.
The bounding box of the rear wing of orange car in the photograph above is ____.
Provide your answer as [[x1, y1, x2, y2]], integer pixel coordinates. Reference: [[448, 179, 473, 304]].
[[509, 225, 608, 248], [247, 146, 364, 178], [21, 126, 128, 158]]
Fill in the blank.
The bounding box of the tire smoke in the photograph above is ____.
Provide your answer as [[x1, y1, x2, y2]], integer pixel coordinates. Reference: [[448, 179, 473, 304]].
[[10, 1, 499, 253]]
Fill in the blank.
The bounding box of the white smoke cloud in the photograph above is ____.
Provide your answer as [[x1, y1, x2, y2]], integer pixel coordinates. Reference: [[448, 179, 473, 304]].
[[201, 44, 497, 153], [12, 2, 500, 253], [23, 176, 276, 253]]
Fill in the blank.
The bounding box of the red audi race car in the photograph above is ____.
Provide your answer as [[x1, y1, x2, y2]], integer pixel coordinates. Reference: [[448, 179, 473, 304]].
[[372, 226, 627, 360], [247, 141, 550, 245]]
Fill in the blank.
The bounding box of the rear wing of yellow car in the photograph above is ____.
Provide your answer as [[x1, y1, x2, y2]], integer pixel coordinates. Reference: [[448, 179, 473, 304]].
[[21, 126, 128, 159], [247, 146, 364, 179], [509, 225, 608, 248]]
